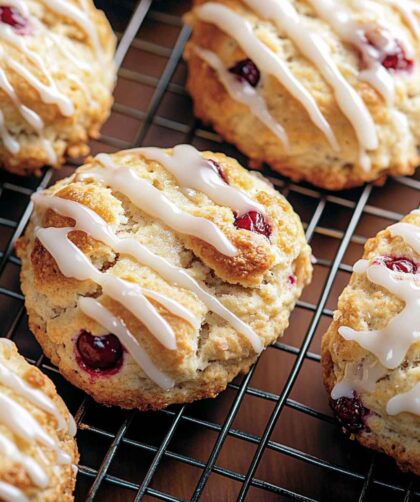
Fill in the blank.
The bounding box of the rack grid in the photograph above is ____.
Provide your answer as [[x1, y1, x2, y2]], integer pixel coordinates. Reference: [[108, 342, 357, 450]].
[[0, 1, 419, 501]]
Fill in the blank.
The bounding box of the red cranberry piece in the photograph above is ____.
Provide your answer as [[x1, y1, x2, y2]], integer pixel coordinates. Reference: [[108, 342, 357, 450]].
[[208, 159, 228, 184], [381, 43, 414, 71], [287, 274, 297, 287], [77, 330, 123, 372], [0, 6, 30, 35], [229, 58, 260, 87], [379, 256, 418, 274], [365, 31, 413, 71], [234, 210, 272, 238], [331, 393, 369, 433]]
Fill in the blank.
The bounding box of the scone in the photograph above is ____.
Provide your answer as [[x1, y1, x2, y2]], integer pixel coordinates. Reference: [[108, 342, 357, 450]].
[[0, 338, 78, 501], [322, 209, 420, 475], [16, 144, 312, 410], [184, 0, 420, 190], [0, 1, 116, 175]]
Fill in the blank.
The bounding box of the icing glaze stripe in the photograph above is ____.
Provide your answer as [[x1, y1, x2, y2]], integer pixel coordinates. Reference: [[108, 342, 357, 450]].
[[83, 153, 238, 257], [0, 391, 71, 464], [0, 482, 29, 502], [389, 222, 420, 253], [35, 226, 194, 351], [0, 432, 48, 487], [32, 193, 263, 354], [194, 2, 339, 151], [79, 297, 175, 389], [193, 46, 289, 148], [308, 0, 397, 106], [136, 145, 264, 215], [243, 0, 378, 157], [386, 381, 420, 416], [339, 259, 420, 369], [39, 0, 104, 63], [0, 359, 68, 431]]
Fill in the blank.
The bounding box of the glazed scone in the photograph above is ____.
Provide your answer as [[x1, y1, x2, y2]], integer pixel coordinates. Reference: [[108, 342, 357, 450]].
[[0, 1, 116, 175], [184, 0, 420, 190], [322, 209, 420, 475], [0, 339, 78, 501], [16, 145, 312, 410]]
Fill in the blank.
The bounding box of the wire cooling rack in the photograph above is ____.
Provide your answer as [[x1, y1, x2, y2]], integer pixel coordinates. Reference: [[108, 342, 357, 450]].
[[0, 1, 419, 500]]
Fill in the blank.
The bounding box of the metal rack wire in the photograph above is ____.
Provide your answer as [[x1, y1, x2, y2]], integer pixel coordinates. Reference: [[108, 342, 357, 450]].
[[0, 1, 419, 500]]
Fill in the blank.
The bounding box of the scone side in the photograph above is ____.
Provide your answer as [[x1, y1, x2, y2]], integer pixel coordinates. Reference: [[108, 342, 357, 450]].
[[321, 212, 420, 475], [0, 341, 79, 501]]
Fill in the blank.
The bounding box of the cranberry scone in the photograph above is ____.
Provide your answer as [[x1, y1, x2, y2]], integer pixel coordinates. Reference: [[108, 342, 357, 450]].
[[184, 0, 420, 190], [16, 145, 312, 410], [0, 339, 78, 501], [322, 209, 420, 475], [0, 1, 116, 175]]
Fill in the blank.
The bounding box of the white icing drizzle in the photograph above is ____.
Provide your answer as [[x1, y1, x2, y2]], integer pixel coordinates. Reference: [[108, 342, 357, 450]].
[[193, 46, 289, 148], [0, 359, 68, 431], [35, 226, 196, 351], [0, 433, 48, 487], [0, 0, 108, 160], [386, 382, 420, 416], [32, 193, 263, 355], [242, 0, 377, 158], [39, 0, 104, 63], [331, 360, 387, 399], [135, 144, 264, 215], [84, 153, 238, 257], [0, 391, 71, 463], [382, 0, 420, 40], [0, 109, 19, 154], [79, 297, 175, 389], [194, 2, 339, 151], [389, 222, 420, 254], [339, 259, 420, 369], [0, 339, 76, 497], [4, 57, 74, 117], [0, 65, 44, 130], [308, 0, 397, 106], [0, 481, 29, 502]]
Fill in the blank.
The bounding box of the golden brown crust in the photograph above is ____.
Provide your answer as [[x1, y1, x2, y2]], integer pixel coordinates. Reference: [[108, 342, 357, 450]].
[[0, 0, 116, 175], [17, 147, 312, 410], [321, 210, 420, 476], [184, 0, 420, 190], [0, 340, 78, 501]]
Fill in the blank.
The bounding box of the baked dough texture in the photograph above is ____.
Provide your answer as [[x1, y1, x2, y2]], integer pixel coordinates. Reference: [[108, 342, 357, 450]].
[[0, 339, 78, 501], [322, 210, 420, 475], [184, 0, 420, 190], [0, 0, 116, 175], [16, 146, 312, 410]]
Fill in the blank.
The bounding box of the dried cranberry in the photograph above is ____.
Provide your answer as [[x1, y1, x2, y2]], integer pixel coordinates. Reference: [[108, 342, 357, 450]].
[[331, 393, 369, 433], [76, 331, 123, 373], [208, 159, 228, 184], [0, 6, 30, 35], [365, 31, 413, 71], [287, 275, 297, 287], [229, 58, 260, 87], [234, 210, 272, 238], [378, 256, 418, 274]]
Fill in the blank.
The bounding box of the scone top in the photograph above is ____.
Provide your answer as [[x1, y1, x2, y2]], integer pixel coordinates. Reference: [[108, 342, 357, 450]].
[[24, 145, 311, 394], [0, 339, 77, 502], [185, 0, 420, 189], [0, 0, 116, 174]]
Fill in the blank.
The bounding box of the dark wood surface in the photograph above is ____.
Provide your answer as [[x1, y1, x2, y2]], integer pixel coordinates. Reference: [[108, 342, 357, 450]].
[[0, 1, 418, 501]]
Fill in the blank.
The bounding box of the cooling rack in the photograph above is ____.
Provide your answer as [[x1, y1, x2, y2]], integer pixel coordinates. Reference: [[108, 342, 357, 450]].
[[0, 0, 419, 500]]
